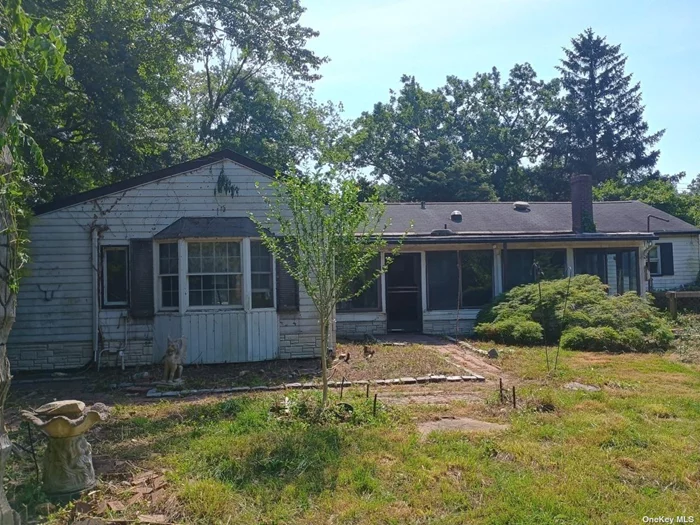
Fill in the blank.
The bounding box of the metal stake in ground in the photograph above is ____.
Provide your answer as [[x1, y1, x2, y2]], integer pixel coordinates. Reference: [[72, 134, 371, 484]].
[[365, 383, 370, 399], [340, 377, 346, 400], [512, 386, 516, 409], [373, 393, 378, 417], [499, 378, 504, 404]]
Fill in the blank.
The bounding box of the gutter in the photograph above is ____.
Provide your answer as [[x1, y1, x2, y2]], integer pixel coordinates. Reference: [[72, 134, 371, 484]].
[[384, 233, 658, 245]]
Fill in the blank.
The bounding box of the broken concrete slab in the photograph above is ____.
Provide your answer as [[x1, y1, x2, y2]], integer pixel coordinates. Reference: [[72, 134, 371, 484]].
[[564, 382, 601, 392], [418, 417, 509, 436]]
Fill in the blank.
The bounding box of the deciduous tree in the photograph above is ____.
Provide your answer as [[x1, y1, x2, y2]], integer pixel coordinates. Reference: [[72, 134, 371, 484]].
[[252, 174, 404, 406]]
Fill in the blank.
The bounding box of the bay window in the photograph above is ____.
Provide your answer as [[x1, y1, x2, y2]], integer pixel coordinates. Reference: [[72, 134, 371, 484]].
[[187, 241, 242, 307], [251, 241, 274, 308], [158, 242, 179, 309]]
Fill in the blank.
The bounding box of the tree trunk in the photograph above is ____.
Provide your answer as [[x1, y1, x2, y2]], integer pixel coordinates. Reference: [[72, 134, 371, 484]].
[[0, 147, 21, 523], [319, 317, 328, 407]]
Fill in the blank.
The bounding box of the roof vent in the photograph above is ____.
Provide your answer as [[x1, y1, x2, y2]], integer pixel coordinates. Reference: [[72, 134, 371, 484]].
[[431, 228, 455, 236], [450, 210, 462, 223], [513, 201, 530, 212]]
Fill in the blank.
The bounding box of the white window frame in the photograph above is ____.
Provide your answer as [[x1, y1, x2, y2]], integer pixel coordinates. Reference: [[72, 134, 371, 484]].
[[250, 239, 276, 310], [102, 245, 129, 307], [648, 245, 661, 276], [186, 239, 244, 310], [157, 241, 179, 311]]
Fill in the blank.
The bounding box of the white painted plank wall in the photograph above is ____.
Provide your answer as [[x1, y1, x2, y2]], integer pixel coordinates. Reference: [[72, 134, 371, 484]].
[[9, 158, 321, 367], [650, 235, 700, 291]]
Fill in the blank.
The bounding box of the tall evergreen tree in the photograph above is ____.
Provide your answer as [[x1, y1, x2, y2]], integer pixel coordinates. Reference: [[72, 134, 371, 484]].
[[554, 28, 663, 185]]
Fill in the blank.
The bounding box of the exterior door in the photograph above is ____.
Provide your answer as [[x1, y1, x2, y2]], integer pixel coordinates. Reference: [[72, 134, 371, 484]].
[[385, 253, 422, 332]]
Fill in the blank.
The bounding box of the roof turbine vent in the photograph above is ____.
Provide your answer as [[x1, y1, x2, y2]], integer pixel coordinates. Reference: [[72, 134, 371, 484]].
[[513, 201, 530, 212], [450, 210, 462, 223]]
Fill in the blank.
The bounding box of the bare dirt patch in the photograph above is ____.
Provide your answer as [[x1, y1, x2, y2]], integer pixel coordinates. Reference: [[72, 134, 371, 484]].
[[418, 416, 509, 436]]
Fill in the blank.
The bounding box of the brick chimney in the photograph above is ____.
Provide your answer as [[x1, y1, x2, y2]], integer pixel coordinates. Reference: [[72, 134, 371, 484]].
[[571, 174, 594, 233]]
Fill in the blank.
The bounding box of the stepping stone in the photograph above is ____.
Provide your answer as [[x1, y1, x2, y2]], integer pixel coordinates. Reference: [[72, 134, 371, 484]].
[[400, 377, 417, 384], [446, 376, 462, 382], [429, 375, 447, 382], [250, 386, 269, 391], [301, 383, 317, 389], [145, 389, 161, 398], [374, 379, 390, 385], [284, 383, 302, 389], [564, 382, 600, 392], [354, 380, 369, 386], [230, 386, 251, 393], [416, 376, 430, 383], [418, 417, 509, 437], [267, 385, 284, 391]]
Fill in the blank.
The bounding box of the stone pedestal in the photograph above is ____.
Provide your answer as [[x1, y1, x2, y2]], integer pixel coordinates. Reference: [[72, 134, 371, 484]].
[[21, 400, 109, 501], [43, 435, 96, 498]]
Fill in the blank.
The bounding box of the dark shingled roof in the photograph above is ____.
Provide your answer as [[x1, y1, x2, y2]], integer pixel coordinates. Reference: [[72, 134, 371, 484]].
[[154, 217, 261, 239], [381, 201, 700, 237]]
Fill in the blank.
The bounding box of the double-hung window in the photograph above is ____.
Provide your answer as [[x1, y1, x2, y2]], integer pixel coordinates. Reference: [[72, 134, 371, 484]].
[[103, 246, 129, 307], [251, 241, 274, 308], [159, 243, 179, 309], [648, 246, 661, 276], [187, 241, 242, 307]]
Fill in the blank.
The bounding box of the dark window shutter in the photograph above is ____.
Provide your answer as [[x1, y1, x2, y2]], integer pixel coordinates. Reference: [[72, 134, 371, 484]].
[[129, 239, 154, 318], [276, 259, 299, 312], [660, 243, 675, 276]]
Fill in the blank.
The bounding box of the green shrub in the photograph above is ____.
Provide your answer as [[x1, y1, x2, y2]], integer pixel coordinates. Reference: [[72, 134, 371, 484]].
[[474, 318, 543, 345], [475, 275, 673, 352]]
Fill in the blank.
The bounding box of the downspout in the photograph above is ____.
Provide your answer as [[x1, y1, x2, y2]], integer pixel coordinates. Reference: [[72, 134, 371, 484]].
[[91, 227, 99, 365]]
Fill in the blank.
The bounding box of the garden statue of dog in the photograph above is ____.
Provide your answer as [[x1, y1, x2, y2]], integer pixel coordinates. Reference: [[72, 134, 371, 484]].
[[163, 337, 185, 382]]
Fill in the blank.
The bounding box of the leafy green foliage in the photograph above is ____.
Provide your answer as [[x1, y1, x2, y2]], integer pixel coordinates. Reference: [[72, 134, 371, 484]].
[[475, 275, 673, 351], [252, 172, 406, 404], [350, 66, 560, 202]]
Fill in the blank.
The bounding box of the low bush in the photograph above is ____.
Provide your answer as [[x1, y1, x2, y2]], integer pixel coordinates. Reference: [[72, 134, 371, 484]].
[[474, 275, 674, 352]]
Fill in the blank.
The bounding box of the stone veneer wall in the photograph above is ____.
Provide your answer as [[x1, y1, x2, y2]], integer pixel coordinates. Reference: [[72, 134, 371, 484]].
[[422, 318, 475, 337], [336, 319, 387, 339], [8, 339, 154, 371]]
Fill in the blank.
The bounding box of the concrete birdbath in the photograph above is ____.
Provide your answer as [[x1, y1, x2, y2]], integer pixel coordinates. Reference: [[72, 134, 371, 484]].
[[21, 400, 109, 499]]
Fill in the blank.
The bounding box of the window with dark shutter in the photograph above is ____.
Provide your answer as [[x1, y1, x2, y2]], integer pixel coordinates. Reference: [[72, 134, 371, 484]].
[[276, 259, 299, 312], [659, 243, 674, 276], [129, 239, 154, 318]]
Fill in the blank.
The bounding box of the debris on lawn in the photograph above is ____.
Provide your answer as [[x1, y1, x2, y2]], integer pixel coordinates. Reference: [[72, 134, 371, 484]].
[[564, 382, 601, 392], [418, 417, 509, 436]]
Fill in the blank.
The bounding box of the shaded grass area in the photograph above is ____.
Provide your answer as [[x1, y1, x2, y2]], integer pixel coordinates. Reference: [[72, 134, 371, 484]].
[[8, 344, 700, 524]]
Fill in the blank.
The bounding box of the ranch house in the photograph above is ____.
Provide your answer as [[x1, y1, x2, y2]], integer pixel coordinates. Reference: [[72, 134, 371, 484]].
[[8, 151, 700, 371]]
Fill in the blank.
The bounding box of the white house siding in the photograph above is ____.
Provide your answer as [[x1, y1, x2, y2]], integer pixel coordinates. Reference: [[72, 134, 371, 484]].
[[648, 234, 700, 291], [8, 159, 321, 371]]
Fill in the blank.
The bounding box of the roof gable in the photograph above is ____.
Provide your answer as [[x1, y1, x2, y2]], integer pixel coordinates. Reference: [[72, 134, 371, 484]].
[[33, 149, 277, 216]]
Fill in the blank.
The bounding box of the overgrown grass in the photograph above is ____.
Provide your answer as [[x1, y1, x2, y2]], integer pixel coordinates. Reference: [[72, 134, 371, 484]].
[[12, 344, 700, 524]]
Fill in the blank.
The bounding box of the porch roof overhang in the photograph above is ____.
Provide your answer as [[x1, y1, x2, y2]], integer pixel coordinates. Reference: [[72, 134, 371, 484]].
[[154, 217, 263, 239], [382, 232, 658, 245]]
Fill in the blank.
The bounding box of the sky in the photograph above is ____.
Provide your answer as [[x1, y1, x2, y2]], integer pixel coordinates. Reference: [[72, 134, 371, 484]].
[[301, 0, 700, 189]]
